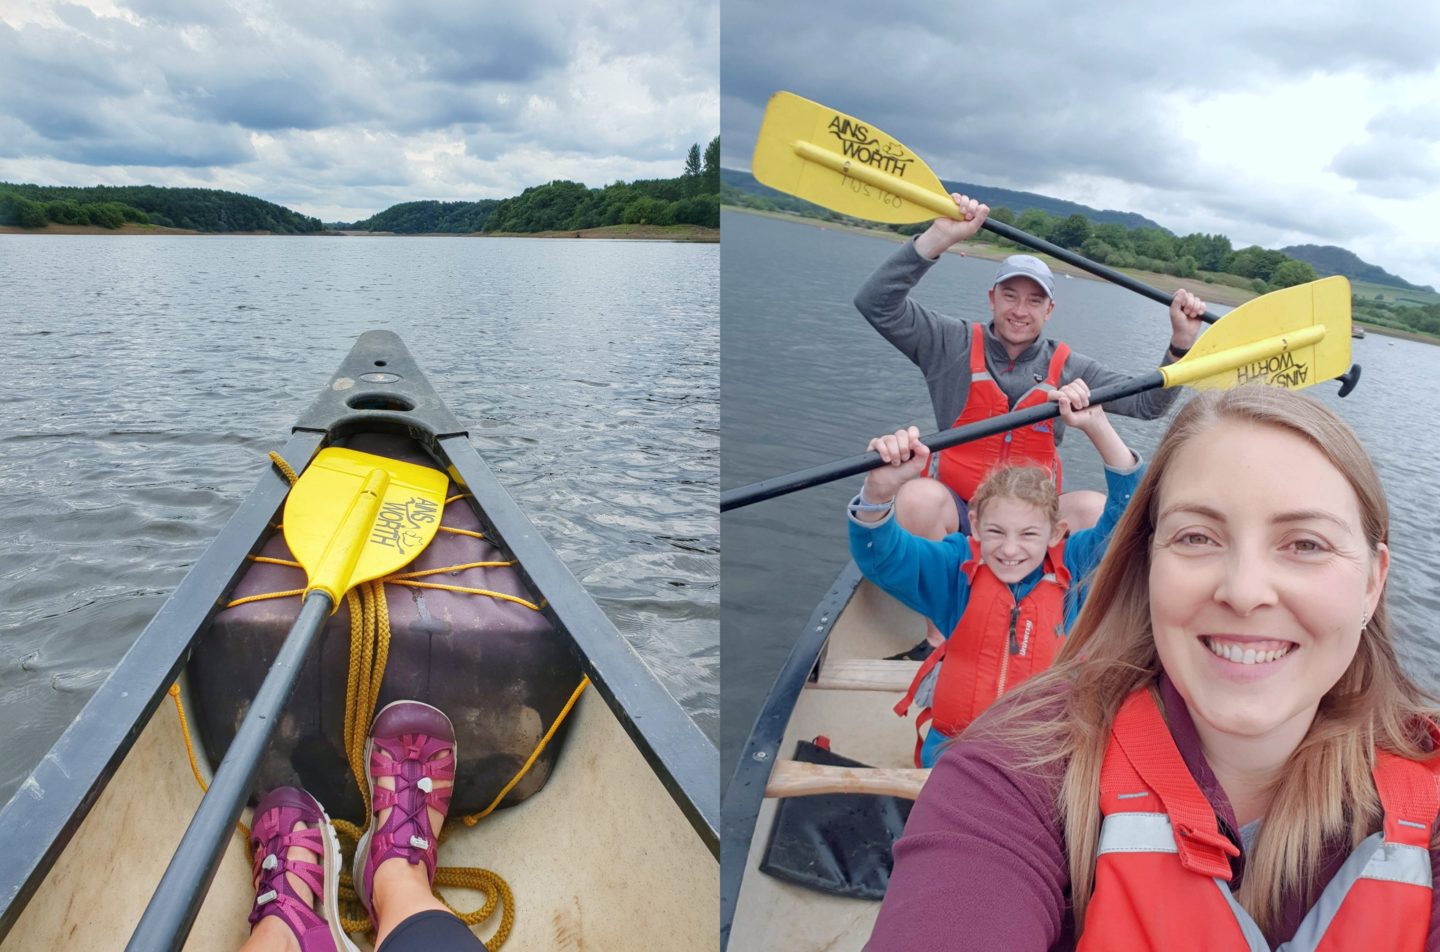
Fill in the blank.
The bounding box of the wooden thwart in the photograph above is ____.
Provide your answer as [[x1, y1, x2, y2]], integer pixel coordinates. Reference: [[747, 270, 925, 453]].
[[811, 659, 920, 692], [764, 760, 930, 800]]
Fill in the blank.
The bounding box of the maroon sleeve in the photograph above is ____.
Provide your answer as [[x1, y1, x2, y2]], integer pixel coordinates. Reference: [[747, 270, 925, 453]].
[[1428, 847, 1440, 952], [864, 735, 1072, 951]]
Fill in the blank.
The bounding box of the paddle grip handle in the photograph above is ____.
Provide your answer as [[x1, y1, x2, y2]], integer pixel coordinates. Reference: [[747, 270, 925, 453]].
[[125, 591, 334, 952], [980, 219, 1219, 325], [720, 372, 1165, 511]]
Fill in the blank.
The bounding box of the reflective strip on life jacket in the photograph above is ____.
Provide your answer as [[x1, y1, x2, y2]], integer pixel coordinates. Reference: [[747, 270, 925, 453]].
[[1079, 689, 1440, 952]]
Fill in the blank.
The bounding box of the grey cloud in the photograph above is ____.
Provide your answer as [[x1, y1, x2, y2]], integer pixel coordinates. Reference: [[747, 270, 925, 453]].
[[723, 0, 1437, 284], [368, 2, 567, 84], [1330, 137, 1440, 200], [1367, 102, 1440, 141], [0, 0, 717, 214]]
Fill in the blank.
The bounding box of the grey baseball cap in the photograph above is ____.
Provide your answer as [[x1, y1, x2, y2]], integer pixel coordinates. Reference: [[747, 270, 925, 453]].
[[991, 254, 1055, 300]]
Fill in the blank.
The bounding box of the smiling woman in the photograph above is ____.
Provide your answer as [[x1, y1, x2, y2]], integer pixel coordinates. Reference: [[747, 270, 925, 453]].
[[867, 385, 1440, 951]]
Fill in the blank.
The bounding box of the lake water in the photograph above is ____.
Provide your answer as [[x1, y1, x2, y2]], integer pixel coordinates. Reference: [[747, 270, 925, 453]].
[[0, 233, 718, 807], [721, 208, 1440, 777]]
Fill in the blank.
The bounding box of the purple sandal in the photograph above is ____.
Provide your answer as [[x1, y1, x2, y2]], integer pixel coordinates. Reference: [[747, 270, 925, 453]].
[[248, 786, 357, 952], [353, 700, 457, 927]]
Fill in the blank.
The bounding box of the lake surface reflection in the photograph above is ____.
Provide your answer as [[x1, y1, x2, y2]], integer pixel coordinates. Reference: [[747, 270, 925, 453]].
[[0, 233, 718, 805]]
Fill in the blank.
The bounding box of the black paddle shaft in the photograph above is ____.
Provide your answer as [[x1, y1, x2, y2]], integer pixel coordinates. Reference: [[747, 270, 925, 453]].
[[979, 220, 1362, 395], [126, 590, 334, 952], [720, 372, 1166, 512], [980, 219, 1218, 325]]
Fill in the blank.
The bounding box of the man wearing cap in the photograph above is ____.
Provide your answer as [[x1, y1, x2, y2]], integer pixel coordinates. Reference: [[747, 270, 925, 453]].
[[854, 193, 1205, 647]]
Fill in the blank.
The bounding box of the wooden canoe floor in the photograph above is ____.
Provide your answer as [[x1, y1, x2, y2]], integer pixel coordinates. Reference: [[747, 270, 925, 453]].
[[2, 679, 716, 951], [730, 580, 929, 952]]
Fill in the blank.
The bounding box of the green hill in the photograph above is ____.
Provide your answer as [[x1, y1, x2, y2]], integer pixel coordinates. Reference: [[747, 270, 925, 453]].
[[0, 183, 323, 233], [721, 168, 1165, 230], [1280, 244, 1433, 293], [347, 200, 501, 234], [348, 138, 721, 235]]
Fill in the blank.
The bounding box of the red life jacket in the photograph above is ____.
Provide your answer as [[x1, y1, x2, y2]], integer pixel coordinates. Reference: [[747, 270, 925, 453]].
[[935, 323, 1071, 502], [1079, 689, 1440, 952], [894, 537, 1070, 767]]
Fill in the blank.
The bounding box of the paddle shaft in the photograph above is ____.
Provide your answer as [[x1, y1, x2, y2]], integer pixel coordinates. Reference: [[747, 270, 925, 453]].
[[126, 590, 334, 952], [720, 371, 1164, 511], [981, 219, 1216, 325], [797, 143, 1222, 326]]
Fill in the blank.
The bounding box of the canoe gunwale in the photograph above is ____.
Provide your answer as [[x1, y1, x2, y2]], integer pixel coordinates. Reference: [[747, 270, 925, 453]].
[[0, 428, 322, 942], [0, 329, 719, 943], [438, 432, 720, 856], [719, 561, 864, 950]]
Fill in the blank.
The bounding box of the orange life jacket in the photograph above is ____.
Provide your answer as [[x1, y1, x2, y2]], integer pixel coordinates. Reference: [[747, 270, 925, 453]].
[[1078, 689, 1440, 952], [935, 323, 1071, 501], [894, 537, 1070, 766]]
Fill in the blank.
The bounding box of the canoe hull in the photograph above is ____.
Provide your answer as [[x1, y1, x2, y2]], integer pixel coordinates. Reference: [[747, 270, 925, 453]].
[[1, 673, 717, 951]]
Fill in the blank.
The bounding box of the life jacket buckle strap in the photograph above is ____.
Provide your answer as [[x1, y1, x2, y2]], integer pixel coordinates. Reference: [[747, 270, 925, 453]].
[[1174, 822, 1240, 880]]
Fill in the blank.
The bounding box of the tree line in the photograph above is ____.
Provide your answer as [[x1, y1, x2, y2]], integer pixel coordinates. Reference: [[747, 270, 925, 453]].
[[347, 199, 501, 233], [348, 137, 721, 234], [0, 183, 324, 233], [951, 208, 1435, 338], [725, 182, 1437, 340]]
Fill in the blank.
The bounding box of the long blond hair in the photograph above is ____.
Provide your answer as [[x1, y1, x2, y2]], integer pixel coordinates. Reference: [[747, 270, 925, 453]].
[[968, 386, 1434, 935]]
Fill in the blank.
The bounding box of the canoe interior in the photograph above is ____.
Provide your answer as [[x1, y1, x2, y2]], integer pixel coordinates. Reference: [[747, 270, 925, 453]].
[[1, 671, 716, 951], [729, 578, 925, 952], [0, 331, 716, 951]]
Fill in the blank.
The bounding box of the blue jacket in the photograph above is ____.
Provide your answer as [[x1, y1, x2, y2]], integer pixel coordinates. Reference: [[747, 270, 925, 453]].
[[848, 460, 1145, 636]]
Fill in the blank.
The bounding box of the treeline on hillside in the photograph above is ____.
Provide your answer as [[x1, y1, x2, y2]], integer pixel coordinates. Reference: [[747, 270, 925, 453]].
[[724, 178, 1438, 340], [721, 167, 1164, 231], [1282, 243, 1434, 292], [0, 183, 323, 233], [1352, 297, 1440, 337], [349, 199, 501, 233], [1, 188, 150, 229], [884, 206, 1319, 294], [349, 138, 721, 234], [941, 209, 1440, 338]]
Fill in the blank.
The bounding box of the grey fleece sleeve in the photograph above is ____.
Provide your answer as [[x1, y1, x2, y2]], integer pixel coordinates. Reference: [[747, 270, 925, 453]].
[[1061, 349, 1184, 421], [853, 238, 974, 380]]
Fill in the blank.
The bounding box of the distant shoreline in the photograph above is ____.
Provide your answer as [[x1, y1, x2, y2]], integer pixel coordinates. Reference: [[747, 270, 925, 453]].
[[1, 222, 718, 243], [724, 205, 1436, 346]]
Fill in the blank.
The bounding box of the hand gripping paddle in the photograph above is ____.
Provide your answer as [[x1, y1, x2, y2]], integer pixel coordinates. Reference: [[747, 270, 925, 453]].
[[750, 90, 1360, 396], [721, 276, 1352, 511]]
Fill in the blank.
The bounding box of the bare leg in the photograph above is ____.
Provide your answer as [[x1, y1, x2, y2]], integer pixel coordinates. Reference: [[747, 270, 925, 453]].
[[1059, 490, 1104, 533], [893, 478, 961, 648], [371, 756, 454, 949]]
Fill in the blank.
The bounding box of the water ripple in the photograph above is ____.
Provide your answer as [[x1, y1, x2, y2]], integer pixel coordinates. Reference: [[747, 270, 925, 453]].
[[0, 235, 718, 805]]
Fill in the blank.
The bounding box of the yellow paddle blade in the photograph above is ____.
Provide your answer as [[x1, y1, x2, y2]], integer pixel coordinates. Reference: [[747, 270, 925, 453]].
[[1162, 277, 1352, 392], [753, 91, 960, 225], [283, 447, 449, 604]]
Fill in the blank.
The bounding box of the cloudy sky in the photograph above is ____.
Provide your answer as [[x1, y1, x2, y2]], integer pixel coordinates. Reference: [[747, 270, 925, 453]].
[[723, 0, 1440, 289], [0, 0, 718, 221]]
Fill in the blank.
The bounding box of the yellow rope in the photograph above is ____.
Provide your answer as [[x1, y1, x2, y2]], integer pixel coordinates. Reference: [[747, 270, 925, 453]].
[[439, 526, 486, 540], [389, 560, 516, 579], [386, 580, 540, 612], [268, 451, 299, 486], [251, 556, 301, 568], [464, 677, 589, 824], [168, 684, 251, 847], [226, 587, 305, 607]]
